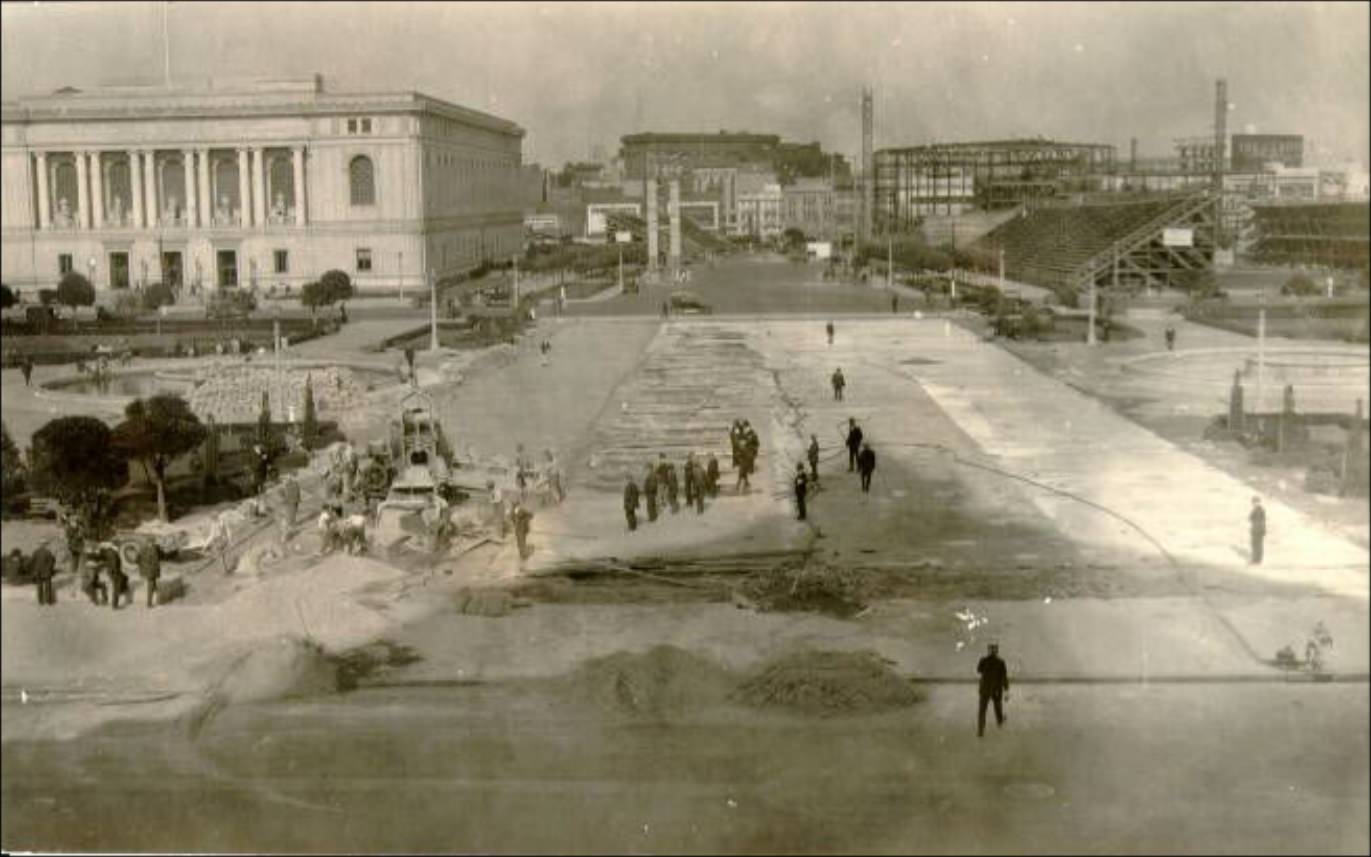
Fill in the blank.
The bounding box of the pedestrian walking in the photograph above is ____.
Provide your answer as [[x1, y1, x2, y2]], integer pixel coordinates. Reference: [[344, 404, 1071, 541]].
[[729, 420, 743, 468], [845, 418, 864, 472], [705, 452, 721, 498], [826, 321, 834, 346], [736, 442, 755, 494], [683, 453, 700, 512], [31, 542, 56, 606], [512, 502, 533, 560], [655, 453, 671, 506], [1165, 325, 1177, 351], [661, 300, 670, 319], [624, 473, 640, 532], [21, 355, 34, 387], [831, 367, 846, 401], [665, 460, 680, 514], [807, 434, 821, 483], [543, 449, 565, 504], [136, 540, 161, 608], [1249, 496, 1266, 565], [642, 465, 660, 523], [977, 643, 1010, 737], [857, 441, 876, 493], [793, 463, 810, 521]]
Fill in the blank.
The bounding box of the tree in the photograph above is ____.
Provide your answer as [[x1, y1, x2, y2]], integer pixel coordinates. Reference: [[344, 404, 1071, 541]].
[[29, 416, 127, 548], [111, 394, 207, 523], [1281, 273, 1320, 297], [1, 421, 25, 508], [301, 373, 319, 448], [300, 280, 330, 326], [0, 284, 14, 310], [320, 269, 354, 305], [782, 227, 807, 252], [38, 288, 57, 307], [56, 272, 95, 313], [141, 281, 176, 311]]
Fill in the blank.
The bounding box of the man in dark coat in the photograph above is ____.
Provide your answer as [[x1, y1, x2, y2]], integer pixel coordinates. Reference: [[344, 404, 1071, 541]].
[[21, 355, 34, 387], [729, 420, 743, 468], [664, 460, 680, 514], [511, 502, 533, 560], [705, 453, 721, 498], [656, 454, 671, 507], [857, 442, 876, 493], [845, 419, 864, 472], [623, 474, 640, 532], [643, 465, 660, 523], [977, 643, 1010, 737], [683, 453, 698, 509], [137, 540, 161, 607], [1249, 496, 1266, 565], [99, 544, 128, 610], [807, 434, 821, 483], [793, 463, 810, 521], [30, 542, 55, 606], [826, 321, 834, 346], [831, 367, 846, 401]]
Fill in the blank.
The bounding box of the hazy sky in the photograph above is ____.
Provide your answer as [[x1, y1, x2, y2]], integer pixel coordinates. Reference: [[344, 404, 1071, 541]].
[[3, 1, 1367, 168]]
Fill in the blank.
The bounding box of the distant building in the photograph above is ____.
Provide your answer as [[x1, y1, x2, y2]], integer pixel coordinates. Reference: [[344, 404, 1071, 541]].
[[619, 132, 782, 181], [781, 177, 857, 243], [1231, 134, 1303, 172], [0, 75, 527, 293], [736, 183, 783, 239]]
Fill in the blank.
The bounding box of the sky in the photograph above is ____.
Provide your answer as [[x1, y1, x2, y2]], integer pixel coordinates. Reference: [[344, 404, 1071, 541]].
[[2, 1, 1368, 168]]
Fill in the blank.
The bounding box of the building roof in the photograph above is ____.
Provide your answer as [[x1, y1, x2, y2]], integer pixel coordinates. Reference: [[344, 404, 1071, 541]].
[[0, 75, 523, 137], [621, 131, 781, 146], [877, 138, 1113, 155]]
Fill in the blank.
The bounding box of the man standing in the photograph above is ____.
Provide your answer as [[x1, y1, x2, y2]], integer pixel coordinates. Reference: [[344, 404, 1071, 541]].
[[487, 481, 508, 538], [826, 321, 835, 346], [643, 465, 660, 523], [976, 643, 1010, 737], [281, 474, 301, 527], [831, 367, 846, 401], [21, 355, 34, 387], [31, 542, 56, 606], [857, 441, 877, 494], [1249, 496, 1266, 565], [845, 418, 864, 472], [793, 462, 810, 521], [807, 434, 821, 483], [1165, 326, 1177, 351], [705, 453, 721, 499], [137, 540, 161, 608], [656, 453, 672, 507], [102, 544, 129, 610], [512, 502, 533, 560], [623, 474, 640, 532], [892, 294, 900, 314], [665, 459, 680, 514], [729, 420, 743, 469], [683, 453, 697, 511]]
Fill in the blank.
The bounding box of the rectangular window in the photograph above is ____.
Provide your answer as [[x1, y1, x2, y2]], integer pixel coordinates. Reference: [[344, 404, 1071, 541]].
[[356, 248, 372, 272], [347, 118, 358, 134], [361, 118, 372, 134], [217, 250, 238, 288], [58, 253, 73, 274], [274, 249, 289, 274]]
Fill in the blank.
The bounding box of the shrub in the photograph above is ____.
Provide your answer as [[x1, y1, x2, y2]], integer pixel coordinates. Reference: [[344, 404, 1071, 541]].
[[56, 272, 95, 310], [142, 281, 176, 311]]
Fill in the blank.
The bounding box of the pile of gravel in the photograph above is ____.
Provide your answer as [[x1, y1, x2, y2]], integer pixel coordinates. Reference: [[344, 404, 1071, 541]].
[[186, 364, 373, 423], [733, 650, 921, 716], [568, 645, 733, 717]]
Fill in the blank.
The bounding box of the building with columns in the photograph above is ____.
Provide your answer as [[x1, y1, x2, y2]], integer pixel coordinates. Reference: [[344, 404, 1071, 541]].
[[1, 75, 527, 295]]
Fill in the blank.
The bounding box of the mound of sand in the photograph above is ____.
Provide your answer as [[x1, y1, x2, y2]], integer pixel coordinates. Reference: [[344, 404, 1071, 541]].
[[733, 650, 922, 716], [569, 645, 734, 717], [187, 364, 373, 422], [739, 560, 867, 618]]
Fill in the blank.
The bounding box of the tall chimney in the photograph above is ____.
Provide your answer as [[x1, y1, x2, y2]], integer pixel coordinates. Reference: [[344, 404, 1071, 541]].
[[1130, 137, 1138, 171], [860, 87, 874, 241], [1214, 78, 1227, 190]]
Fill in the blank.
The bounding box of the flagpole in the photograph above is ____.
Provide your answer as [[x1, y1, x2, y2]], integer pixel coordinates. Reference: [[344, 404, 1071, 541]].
[[162, 1, 171, 87]]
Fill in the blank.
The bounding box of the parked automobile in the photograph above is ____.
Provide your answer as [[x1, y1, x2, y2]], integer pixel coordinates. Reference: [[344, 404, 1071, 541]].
[[669, 290, 713, 315]]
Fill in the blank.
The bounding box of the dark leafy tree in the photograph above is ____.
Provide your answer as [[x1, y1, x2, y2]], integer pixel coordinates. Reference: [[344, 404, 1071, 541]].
[[29, 416, 126, 547], [56, 272, 96, 312], [301, 374, 319, 448], [1, 421, 25, 507], [141, 281, 176, 311], [300, 280, 330, 326], [112, 394, 207, 523], [320, 269, 353, 305], [0, 284, 14, 310]]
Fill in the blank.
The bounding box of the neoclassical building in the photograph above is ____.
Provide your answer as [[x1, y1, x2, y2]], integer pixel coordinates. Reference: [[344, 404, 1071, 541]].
[[0, 75, 528, 295]]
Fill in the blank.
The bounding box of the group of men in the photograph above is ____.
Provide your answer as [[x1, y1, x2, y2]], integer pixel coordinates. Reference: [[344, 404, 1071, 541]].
[[487, 480, 535, 558], [789, 420, 877, 521], [7, 535, 162, 610], [623, 448, 724, 531]]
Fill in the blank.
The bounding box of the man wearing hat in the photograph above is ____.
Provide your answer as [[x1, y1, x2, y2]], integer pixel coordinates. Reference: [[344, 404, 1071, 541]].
[[976, 643, 1010, 737], [623, 473, 640, 532], [31, 542, 56, 606], [793, 462, 810, 521]]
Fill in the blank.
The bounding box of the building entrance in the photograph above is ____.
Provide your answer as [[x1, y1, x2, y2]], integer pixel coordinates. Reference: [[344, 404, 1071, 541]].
[[109, 252, 130, 290], [217, 249, 238, 287], [162, 251, 183, 288]]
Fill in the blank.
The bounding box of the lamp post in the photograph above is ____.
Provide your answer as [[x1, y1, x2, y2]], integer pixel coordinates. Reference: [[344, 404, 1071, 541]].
[[429, 269, 439, 352]]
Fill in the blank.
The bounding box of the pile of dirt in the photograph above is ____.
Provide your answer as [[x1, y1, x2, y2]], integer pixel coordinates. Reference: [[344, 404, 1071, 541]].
[[568, 645, 734, 717], [733, 650, 922, 716], [738, 559, 867, 618]]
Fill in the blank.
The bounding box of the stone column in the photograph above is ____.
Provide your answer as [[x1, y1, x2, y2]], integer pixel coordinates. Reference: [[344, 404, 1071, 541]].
[[143, 151, 159, 228], [292, 146, 306, 226], [34, 152, 51, 230], [197, 148, 211, 226], [645, 177, 658, 271], [89, 152, 104, 229], [237, 148, 251, 227], [251, 147, 266, 227], [183, 150, 198, 228], [668, 179, 682, 270], [75, 150, 91, 229], [130, 150, 145, 228]]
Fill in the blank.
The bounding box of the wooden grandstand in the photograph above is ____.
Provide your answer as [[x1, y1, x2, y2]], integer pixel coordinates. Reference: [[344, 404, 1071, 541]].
[[973, 190, 1217, 296], [602, 209, 733, 256], [1248, 200, 1370, 271]]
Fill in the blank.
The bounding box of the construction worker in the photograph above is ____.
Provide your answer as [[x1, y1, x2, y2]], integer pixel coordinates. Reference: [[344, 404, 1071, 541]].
[[793, 462, 810, 521], [705, 453, 721, 499], [317, 506, 340, 555], [683, 453, 700, 513], [845, 418, 864, 472], [977, 643, 1010, 737], [487, 480, 508, 538], [623, 473, 640, 532], [80, 546, 108, 605], [137, 540, 161, 608], [857, 441, 877, 494], [511, 502, 533, 560], [1249, 496, 1266, 565], [102, 544, 129, 610], [543, 449, 565, 504], [831, 367, 846, 401], [729, 420, 743, 469], [665, 459, 681, 514], [807, 434, 821, 483], [31, 542, 56, 606], [826, 321, 834, 346]]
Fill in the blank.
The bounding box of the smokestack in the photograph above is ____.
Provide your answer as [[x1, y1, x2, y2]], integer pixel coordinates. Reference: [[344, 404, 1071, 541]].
[[1214, 78, 1227, 190], [1130, 137, 1137, 171], [860, 87, 874, 241]]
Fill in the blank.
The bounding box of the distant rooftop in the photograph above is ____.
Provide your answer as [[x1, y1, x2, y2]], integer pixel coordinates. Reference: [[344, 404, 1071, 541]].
[[622, 131, 782, 145], [1, 74, 523, 137]]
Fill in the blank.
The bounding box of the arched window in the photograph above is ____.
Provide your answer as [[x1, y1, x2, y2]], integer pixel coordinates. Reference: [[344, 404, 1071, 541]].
[[349, 155, 375, 206]]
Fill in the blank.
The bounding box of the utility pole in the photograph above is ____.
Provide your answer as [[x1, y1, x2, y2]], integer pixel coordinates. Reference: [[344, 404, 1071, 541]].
[[1257, 294, 1267, 413], [886, 234, 893, 290], [429, 269, 438, 351], [162, 1, 171, 87]]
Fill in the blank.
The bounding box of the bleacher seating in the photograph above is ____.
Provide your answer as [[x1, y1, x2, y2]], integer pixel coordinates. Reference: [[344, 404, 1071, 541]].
[[975, 193, 1205, 294], [1250, 201, 1370, 270]]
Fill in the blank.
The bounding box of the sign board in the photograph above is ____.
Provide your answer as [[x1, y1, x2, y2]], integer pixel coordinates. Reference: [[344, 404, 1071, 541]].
[[615, 231, 632, 244], [806, 241, 833, 260], [1162, 228, 1194, 247]]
